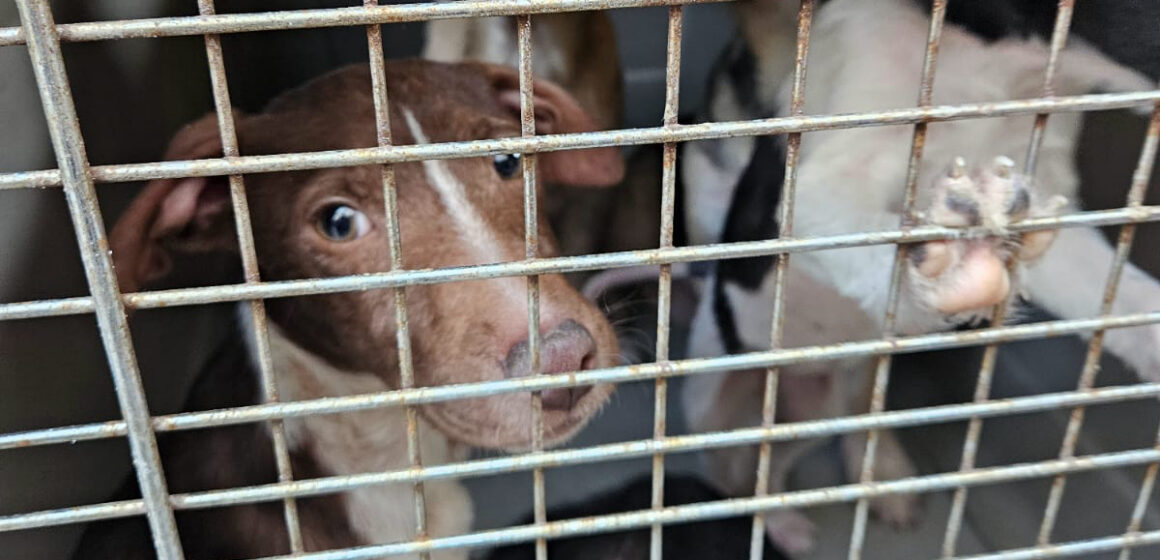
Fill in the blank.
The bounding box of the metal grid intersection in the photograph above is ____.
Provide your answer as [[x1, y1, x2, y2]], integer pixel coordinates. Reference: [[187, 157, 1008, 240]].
[[2, 1, 1160, 560]]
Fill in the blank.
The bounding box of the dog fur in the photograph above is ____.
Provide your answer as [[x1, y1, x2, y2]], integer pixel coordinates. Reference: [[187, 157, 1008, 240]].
[[676, 0, 1157, 553], [73, 60, 624, 560]]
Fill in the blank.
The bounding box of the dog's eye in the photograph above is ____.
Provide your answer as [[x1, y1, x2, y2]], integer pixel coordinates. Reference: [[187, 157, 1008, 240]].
[[316, 204, 370, 242], [493, 153, 522, 179]]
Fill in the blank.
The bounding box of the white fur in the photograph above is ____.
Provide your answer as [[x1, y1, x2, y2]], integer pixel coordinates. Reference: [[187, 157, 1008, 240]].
[[682, 136, 754, 246], [423, 15, 569, 84], [681, 266, 918, 554], [681, 0, 1159, 550], [686, 0, 1160, 370], [683, 74, 760, 246], [403, 108, 508, 267], [791, 0, 1159, 359], [239, 305, 472, 559]]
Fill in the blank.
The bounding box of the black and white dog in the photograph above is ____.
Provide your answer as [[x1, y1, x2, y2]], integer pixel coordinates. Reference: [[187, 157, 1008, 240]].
[[666, 0, 1160, 554]]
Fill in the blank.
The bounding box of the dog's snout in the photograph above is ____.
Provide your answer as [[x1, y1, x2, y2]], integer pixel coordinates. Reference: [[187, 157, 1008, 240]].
[[503, 319, 597, 411], [540, 385, 593, 411]]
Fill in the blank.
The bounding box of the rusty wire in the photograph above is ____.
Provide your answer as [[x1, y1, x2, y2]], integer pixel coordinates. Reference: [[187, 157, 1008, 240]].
[[648, 6, 684, 560], [848, 1, 948, 557], [749, 2, 814, 559], [363, 4, 431, 557], [195, 0, 305, 550], [942, 0, 1076, 555], [1117, 103, 1160, 560], [12, 0, 183, 557], [512, 12, 550, 560]]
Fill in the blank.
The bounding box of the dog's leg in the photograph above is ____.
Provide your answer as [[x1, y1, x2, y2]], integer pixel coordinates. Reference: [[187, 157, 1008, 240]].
[[842, 429, 920, 529], [904, 156, 1068, 321], [794, 155, 1065, 334], [758, 373, 842, 556], [685, 366, 826, 555], [1023, 225, 1160, 380], [696, 437, 821, 555], [839, 365, 920, 529]]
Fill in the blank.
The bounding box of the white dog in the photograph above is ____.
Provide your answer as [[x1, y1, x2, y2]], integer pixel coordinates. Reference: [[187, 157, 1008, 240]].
[[674, 0, 1158, 554]]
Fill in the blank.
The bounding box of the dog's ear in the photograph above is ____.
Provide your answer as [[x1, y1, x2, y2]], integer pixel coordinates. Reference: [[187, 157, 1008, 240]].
[[485, 64, 625, 188], [110, 112, 241, 293]]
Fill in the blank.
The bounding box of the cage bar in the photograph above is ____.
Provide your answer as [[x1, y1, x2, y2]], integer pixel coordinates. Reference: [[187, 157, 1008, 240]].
[[6, 380, 1160, 535], [5, 91, 1160, 192], [194, 0, 306, 550], [511, 12, 551, 560], [363, 5, 432, 557], [749, 2, 814, 559], [1121, 375, 1160, 560], [13, 1, 185, 558], [847, 1, 948, 557], [4, 205, 1157, 325], [1022, 0, 1076, 175], [1038, 50, 1160, 555], [0, 0, 735, 47], [648, 6, 684, 560], [3, 311, 1160, 458], [942, 0, 1078, 554], [1116, 107, 1160, 560], [163, 450, 1160, 559]]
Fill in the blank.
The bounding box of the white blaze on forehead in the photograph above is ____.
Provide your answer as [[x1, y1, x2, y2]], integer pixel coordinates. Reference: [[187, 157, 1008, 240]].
[[402, 108, 505, 265]]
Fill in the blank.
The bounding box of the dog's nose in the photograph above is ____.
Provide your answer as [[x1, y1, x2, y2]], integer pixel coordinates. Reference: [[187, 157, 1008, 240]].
[[503, 319, 597, 411]]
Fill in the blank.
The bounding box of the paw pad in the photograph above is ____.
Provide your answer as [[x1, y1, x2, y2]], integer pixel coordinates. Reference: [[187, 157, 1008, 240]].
[[909, 156, 1066, 315]]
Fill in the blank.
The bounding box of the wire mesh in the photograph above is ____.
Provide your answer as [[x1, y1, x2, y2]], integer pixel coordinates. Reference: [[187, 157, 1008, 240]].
[[2, 1, 1159, 560], [195, 0, 305, 551], [363, 4, 431, 557]]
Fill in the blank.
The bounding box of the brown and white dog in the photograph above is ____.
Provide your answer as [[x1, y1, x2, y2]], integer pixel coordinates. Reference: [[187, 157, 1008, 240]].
[[423, 10, 651, 270], [73, 60, 623, 560]]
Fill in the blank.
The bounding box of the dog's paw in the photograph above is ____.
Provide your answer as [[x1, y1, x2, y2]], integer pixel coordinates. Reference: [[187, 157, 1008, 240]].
[[870, 492, 921, 530], [909, 156, 1067, 315], [842, 430, 922, 532], [764, 509, 817, 556]]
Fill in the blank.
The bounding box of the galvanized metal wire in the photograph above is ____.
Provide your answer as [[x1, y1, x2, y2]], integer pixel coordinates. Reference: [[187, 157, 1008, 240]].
[[0, 0, 732, 47], [23, 448, 1160, 560], [749, 2, 814, 559], [943, 0, 1077, 555], [5, 91, 1159, 191], [848, 1, 948, 557], [512, 12, 551, 560], [195, 0, 305, 550], [3, 206, 1158, 323], [13, 0, 183, 557], [649, 6, 684, 560], [5, 380, 1160, 532], [4, 1, 1160, 559], [364, 5, 431, 557]]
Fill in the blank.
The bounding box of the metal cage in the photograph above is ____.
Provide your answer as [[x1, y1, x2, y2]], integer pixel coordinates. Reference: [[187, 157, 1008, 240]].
[[1, 1, 1159, 559]]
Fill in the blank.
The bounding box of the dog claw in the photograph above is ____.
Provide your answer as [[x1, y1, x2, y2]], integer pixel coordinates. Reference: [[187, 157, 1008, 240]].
[[949, 156, 967, 179], [909, 156, 1064, 316], [764, 510, 817, 556], [1045, 194, 1069, 213], [991, 155, 1015, 178]]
